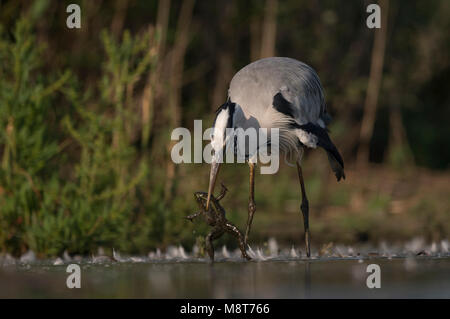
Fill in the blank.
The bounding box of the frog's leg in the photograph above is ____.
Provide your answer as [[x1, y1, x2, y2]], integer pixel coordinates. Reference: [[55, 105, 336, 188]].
[[215, 183, 228, 201], [185, 211, 201, 222], [205, 227, 225, 261], [225, 222, 252, 260]]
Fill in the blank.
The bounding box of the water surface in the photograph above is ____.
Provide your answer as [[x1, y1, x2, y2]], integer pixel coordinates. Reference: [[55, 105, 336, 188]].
[[1, 257, 448, 298]]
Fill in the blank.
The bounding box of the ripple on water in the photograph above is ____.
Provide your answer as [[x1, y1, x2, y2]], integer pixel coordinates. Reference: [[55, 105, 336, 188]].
[[1, 237, 449, 267]]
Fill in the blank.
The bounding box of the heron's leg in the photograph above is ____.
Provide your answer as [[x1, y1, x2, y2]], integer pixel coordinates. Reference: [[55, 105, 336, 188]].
[[244, 162, 256, 245], [205, 227, 224, 262], [296, 162, 311, 257], [225, 222, 252, 260]]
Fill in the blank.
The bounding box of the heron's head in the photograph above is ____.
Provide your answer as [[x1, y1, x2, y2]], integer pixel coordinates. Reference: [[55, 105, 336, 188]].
[[207, 100, 236, 209]]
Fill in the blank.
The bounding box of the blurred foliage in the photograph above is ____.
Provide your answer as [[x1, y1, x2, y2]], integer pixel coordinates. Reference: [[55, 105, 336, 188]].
[[0, 1, 449, 256], [0, 17, 166, 256]]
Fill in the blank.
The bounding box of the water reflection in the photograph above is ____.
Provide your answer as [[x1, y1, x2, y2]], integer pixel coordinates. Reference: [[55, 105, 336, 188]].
[[305, 261, 311, 298], [0, 258, 448, 298]]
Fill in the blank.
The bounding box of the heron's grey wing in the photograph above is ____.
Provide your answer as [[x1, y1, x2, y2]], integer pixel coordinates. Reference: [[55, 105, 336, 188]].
[[229, 57, 329, 126], [228, 57, 344, 180]]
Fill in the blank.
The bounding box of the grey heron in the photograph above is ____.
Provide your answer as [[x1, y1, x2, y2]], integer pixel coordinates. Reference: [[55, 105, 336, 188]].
[[206, 57, 345, 257]]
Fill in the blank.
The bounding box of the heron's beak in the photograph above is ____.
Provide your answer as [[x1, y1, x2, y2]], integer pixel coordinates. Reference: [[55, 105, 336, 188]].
[[206, 159, 220, 209]]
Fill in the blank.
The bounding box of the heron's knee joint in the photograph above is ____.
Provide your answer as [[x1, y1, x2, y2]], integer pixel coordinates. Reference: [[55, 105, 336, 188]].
[[248, 201, 256, 212]]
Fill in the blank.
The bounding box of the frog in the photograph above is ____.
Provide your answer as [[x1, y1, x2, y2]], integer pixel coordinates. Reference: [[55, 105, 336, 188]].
[[186, 183, 251, 261]]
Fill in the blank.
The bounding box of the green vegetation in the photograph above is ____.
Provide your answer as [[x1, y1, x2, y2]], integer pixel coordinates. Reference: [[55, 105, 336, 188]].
[[0, 19, 157, 256]]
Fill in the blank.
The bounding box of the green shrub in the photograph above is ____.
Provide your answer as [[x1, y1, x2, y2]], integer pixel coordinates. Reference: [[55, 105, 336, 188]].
[[0, 18, 165, 256]]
